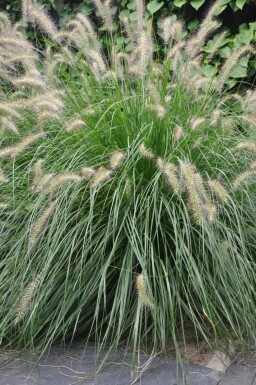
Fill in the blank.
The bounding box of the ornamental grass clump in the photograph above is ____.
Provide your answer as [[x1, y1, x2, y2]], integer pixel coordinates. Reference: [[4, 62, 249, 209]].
[[0, 0, 256, 362]]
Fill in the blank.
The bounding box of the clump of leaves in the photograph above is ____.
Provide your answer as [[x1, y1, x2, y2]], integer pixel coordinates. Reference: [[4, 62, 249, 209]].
[[0, 0, 256, 365]]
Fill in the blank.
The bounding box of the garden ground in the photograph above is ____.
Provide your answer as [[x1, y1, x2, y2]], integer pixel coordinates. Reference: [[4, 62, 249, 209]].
[[1, 343, 256, 385]]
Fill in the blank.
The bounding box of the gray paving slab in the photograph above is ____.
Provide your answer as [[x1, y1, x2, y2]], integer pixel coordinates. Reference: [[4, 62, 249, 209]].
[[219, 362, 256, 385], [0, 344, 224, 385]]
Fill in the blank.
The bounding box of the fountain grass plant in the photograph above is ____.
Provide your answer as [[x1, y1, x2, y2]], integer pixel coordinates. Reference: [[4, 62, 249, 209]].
[[0, 0, 256, 362]]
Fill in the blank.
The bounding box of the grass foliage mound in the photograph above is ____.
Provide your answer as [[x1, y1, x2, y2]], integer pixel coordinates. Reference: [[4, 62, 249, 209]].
[[0, 0, 256, 358]]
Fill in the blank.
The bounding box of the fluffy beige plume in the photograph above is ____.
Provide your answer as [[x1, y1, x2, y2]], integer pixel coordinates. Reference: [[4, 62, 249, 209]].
[[0, 103, 22, 119], [190, 117, 205, 131], [26, 2, 59, 41], [221, 117, 235, 134], [174, 125, 184, 141], [124, 178, 133, 197], [135, 0, 145, 33], [93, 0, 113, 32], [91, 166, 112, 187], [186, 20, 219, 58], [156, 157, 165, 170], [109, 151, 125, 170], [0, 167, 8, 182], [136, 25, 153, 71], [138, 143, 155, 159], [161, 18, 183, 44], [0, 117, 19, 135], [46, 173, 82, 194], [180, 162, 205, 223], [203, 203, 217, 222], [187, 0, 224, 58], [122, 16, 134, 42], [194, 172, 211, 203], [37, 111, 60, 124], [233, 170, 256, 190], [250, 160, 256, 170], [81, 167, 96, 180], [32, 159, 44, 185], [215, 46, 252, 92], [208, 179, 230, 204], [167, 41, 186, 59], [208, 31, 227, 60], [0, 203, 8, 209], [164, 95, 172, 103], [210, 109, 221, 126], [235, 141, 256, 154], [241, 115, 256, 129], [163, 163, 181, 194], [29, 201, 57, 247], [0, 132, 44, 159], [14, 132, 45, 158], [136, 273, 154, 309], [13, 272, 43, 325], [33, 173, 55, 193], [14, 76, 46, 89], [66, 118, 85, 133]]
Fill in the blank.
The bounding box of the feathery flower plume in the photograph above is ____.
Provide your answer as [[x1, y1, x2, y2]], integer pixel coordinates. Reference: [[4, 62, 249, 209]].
[[65, 118, 85, 133], [163, 163, 181, 194], [208, 179, 230, 204], [12, 132, 45, 158], [0, 103, 22, 119], [235, 141, 256, 154], [186, 20, 219, 58], [190, 117, 205, 131], [215, 45, 252, 92], [91, 166, 112, 187], [220, 240, 229, 258], [135, 0, 145, 33], [136, 273, 154, 309], [203, 203, 217, 222], [194, 172, 211, 203], [221, 117, 235, 134], [250, 160, 256, 170], [14, 76, 46, 89], [0, 203, 8, 209], [46, 173, 82, 194], [122, 16, 134, 41], [138, 143, 155, 159], [136, 25, 153, 70], [29, 201, 57, 247], [186, 0, 223, 58], [156, 157, 165, 170], [0, 117, 19, 135], [33, 173, 55, 193], [37, 111, 59, 124], [26, 4, 59, 41], [208, 31, 227, 60], [164, 95, 172, 103], [161, 18, 184, 44], [210, 110, 221, 126], [32, 159, 44, 185], [233, 170, 256, 190], [241, 115, 256, 129], [13, 272, 43, 325], [124, 178, 133, 197], [167, 41, 185, 59], [93, 0, 113, 32], [81, 167, 96, 181], [0, 167, 8, 182], [174, 125, 184, 141], [180, 162, 204, 223], [109, 151, 125, 170]]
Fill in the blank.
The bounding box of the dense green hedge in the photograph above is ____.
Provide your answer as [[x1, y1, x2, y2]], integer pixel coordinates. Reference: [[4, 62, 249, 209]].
[[1, 0, 256, 86]]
